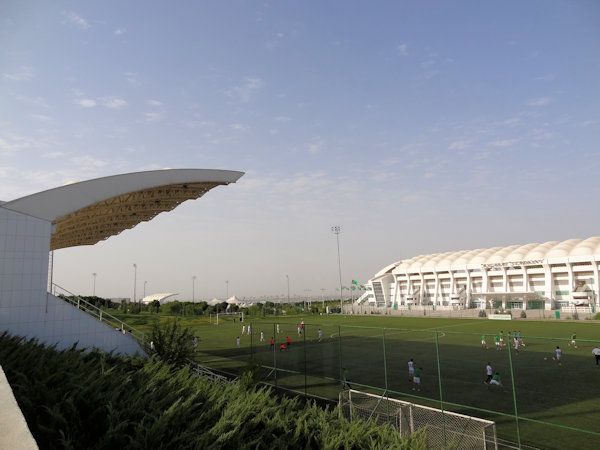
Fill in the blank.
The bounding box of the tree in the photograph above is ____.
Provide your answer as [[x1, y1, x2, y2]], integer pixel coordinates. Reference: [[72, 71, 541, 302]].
[[150, 320, 195, 366], [150, 299, 161, 313]]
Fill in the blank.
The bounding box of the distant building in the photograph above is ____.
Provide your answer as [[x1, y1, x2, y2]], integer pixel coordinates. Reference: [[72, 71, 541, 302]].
[[362, 237, 600, 311]]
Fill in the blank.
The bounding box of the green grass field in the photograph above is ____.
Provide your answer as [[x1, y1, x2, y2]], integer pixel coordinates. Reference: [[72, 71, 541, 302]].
[[114, 312, 600, 449]]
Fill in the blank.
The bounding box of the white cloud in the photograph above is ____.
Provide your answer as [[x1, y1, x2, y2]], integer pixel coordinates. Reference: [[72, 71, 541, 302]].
[[225, 77, 264, 102], [230, 123, 248, 131], [76, 98, 96, 108], [146, 99, 163, 106], [576, 120, 597, 128], [448, 139, 475, 150], [397, 43, 408, 56], [305, 137, 325, 154], [526, 97, 552, 107], [101, 97, 128, 109], [42, 151, 65, 159], [535, 74, 555, 81], [3, 66, 35, 81], [145, 111, 165, 123], [124, 72, 139, 84], [488, 138, 519, 147], [62, 11, 90, 29], [275, 116, 291, 122], [13, 94, 48, 108], [114, 28, 126, 36], [71, 155, 108, 169], [31, 114, 51, 122]]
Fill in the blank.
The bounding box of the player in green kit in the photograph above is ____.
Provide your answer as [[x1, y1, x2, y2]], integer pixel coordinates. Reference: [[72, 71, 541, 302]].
[[569, 333, 577, 348], [413, 367, 422, 391], [481, 334, 487, 349], [494, 335, 501, 350]]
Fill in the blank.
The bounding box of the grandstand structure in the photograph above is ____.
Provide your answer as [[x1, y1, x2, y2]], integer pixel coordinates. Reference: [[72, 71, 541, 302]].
[[0, 169, 243, 354], [362, 237, 600, 311]]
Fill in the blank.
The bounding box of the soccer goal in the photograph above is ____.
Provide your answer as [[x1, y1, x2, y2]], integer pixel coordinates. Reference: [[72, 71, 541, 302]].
[[209, 311, 244, 325], [339, 389, 497, 450]]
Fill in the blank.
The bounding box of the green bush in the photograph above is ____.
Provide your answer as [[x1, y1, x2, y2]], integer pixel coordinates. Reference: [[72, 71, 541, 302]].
[[0, 332, 425, 450], [520, 311, 527, 319], [593, 312, 600, 320], [150, 320, 195, 366], [478, 310, 487, 318]]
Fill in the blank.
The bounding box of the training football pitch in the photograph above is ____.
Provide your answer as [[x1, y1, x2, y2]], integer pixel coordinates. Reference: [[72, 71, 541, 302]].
[[133, 313, 600, 449]]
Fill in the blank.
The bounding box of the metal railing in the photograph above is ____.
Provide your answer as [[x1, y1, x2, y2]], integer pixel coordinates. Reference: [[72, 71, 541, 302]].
[[51, 283, 148, 349], [188, 359, 238, 384]]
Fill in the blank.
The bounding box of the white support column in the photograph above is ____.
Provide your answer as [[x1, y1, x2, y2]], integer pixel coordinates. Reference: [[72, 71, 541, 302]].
[[392, 276, 400, 309], [419, 273, 425, 306], [407, 274, 413, 305], [434, 273, 440, 307], [502, 267, 508, 309], [591, 259, 599, 309], [542, 260, 553, 310], [566, 259, 574, 306], [482, 268, 489, 308], [465, 266, 472, 308]]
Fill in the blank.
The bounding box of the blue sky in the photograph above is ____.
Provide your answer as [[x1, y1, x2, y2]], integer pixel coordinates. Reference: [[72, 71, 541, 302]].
[[2, 1, 599, 301]]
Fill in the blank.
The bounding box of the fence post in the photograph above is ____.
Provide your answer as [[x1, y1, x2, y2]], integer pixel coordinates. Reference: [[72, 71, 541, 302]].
[[99, 310, 103, 322], [304, 324, 307, 395], [250, 322, 253, 359], [435, 331, 447, 448], [338, 325, 343, 387], [273, 323, 277, 387], [382, 328, 388, 391], [507, 335, 522, 448]]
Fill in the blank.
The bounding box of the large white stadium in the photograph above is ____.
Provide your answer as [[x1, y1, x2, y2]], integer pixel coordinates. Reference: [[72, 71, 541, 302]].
[[363, 237, 600, 312]]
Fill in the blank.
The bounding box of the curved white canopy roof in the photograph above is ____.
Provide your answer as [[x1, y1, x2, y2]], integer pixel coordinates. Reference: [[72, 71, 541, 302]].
[[141, 293, 178, 304], [1, 169, 243, 250], [388, 237, 600, 273]]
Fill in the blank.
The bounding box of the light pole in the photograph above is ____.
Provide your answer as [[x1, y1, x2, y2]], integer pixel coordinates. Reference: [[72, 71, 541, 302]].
[[304, 289, 311, 312], [92, 273, 97, 296], [192, 276, 196, 302], [286, 275, 290, 304], [320, 288, 326, 310], [133, 264, 137, 305], [144, 281, 147, 299], [332, 226, 343, 313], [225, 280, 229, 300]]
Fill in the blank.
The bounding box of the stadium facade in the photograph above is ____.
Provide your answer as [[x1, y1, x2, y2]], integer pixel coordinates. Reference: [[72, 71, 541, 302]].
[[0, 169, 243, 353], [363, 237, 600, 311]]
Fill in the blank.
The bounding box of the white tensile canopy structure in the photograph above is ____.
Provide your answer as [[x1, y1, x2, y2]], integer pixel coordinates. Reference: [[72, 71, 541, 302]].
[[0, 168, 244, 355], [141, 293, 179, 305]]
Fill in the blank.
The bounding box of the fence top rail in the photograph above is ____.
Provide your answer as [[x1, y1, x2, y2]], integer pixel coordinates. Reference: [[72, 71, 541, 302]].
[[344, 389, 495, 425], [251, 321, 600, 343], [52, 283, 146, 342]]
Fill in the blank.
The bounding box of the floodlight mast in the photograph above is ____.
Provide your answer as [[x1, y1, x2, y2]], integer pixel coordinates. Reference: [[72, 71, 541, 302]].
[[192, 275, 196, 302], [331, 226, 343, 313], [133, 264, 137, 305]]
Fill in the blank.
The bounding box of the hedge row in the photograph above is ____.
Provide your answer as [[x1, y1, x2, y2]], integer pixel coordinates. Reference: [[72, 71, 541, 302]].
[[0, 333, 425, 449]]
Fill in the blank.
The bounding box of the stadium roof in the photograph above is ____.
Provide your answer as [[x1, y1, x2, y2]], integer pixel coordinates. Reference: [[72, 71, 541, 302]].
[[374, 237, 600, 276], [1, 169, 244, 250]]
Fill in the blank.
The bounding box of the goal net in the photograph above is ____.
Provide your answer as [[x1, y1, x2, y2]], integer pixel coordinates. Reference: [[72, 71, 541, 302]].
[[339, 389, 497, 450]]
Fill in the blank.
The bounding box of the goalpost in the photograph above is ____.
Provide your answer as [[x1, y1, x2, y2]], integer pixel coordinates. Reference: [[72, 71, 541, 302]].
[[339, 389, 497, 450], [209, 311, 244, 325]]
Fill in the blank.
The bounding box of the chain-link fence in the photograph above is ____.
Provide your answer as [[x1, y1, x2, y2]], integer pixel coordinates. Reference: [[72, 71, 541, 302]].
[[195, 320, 600, 449]]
